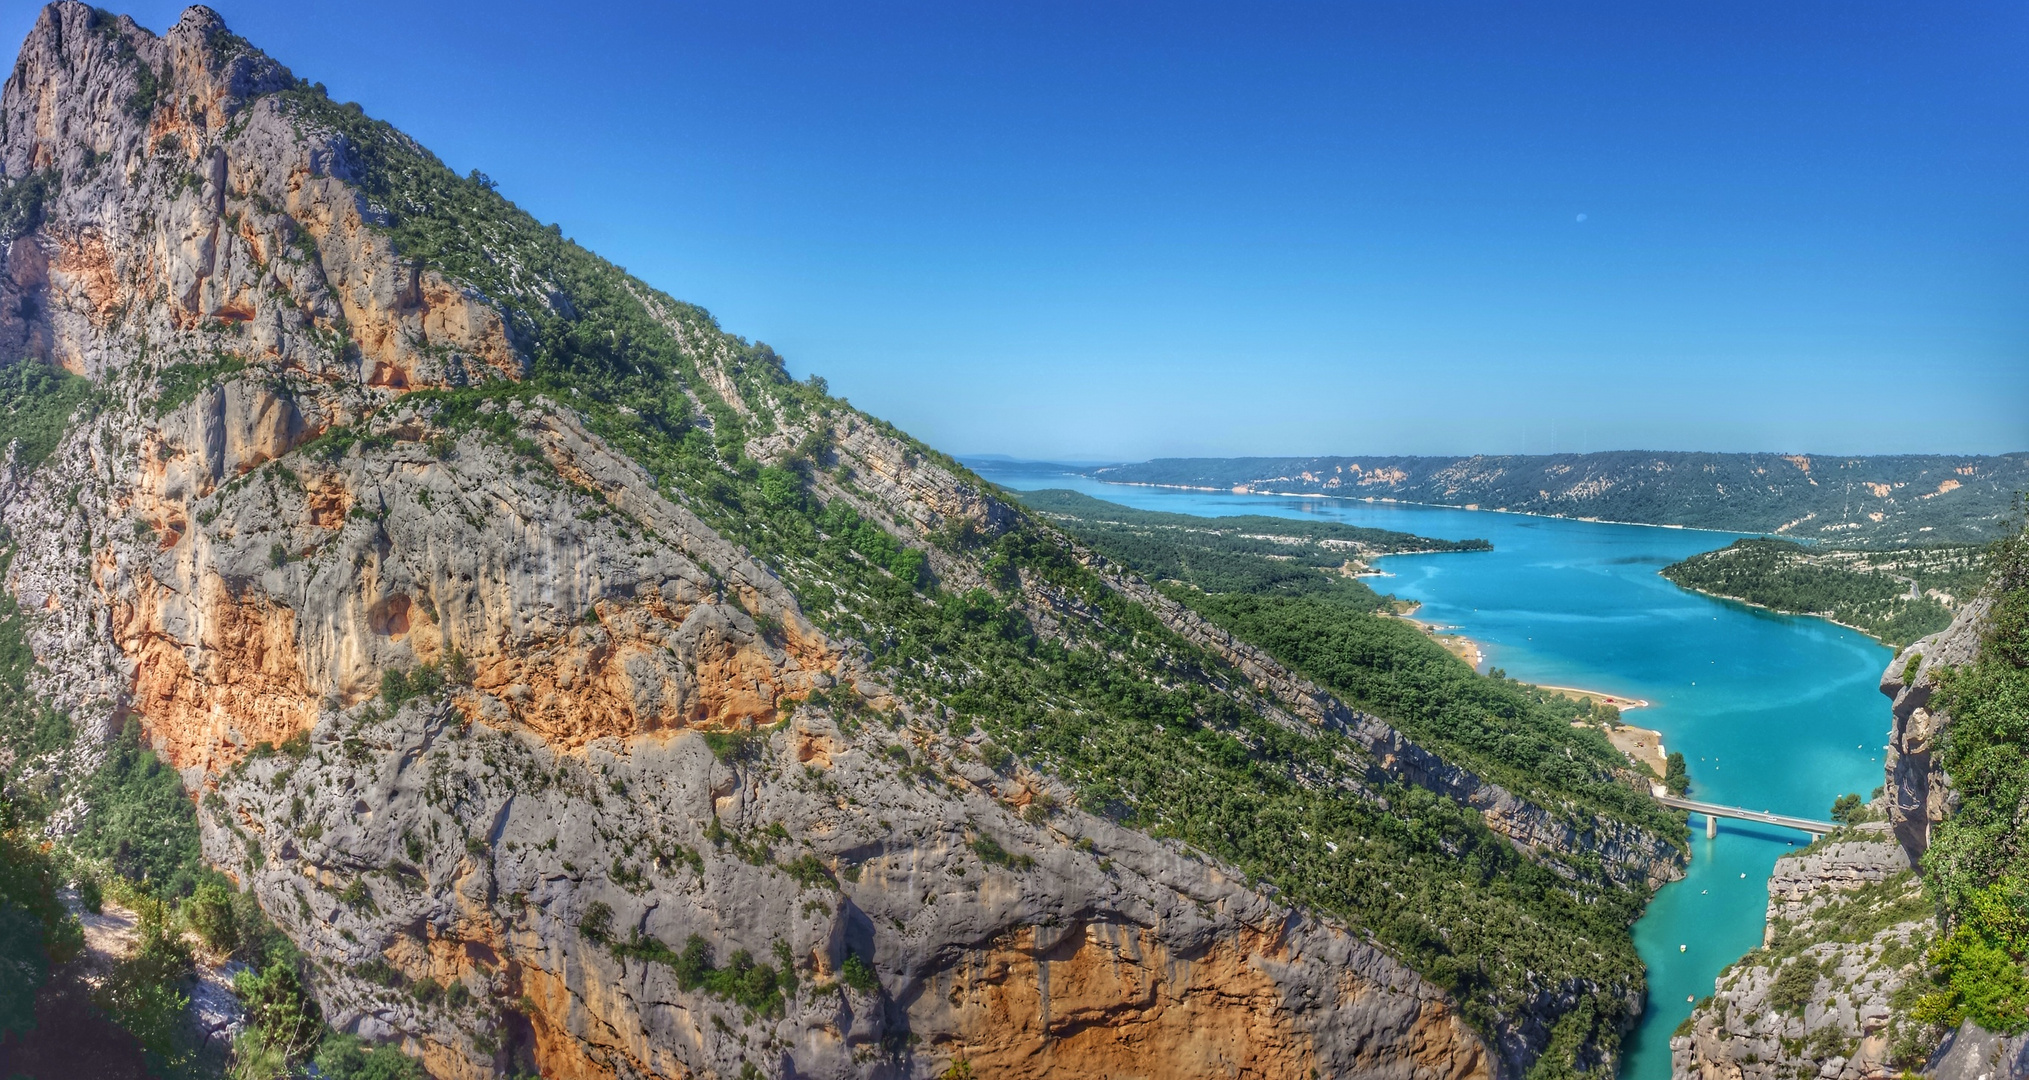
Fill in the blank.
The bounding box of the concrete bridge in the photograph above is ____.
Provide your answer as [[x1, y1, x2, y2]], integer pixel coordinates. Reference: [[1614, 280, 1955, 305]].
[[1656, 795, 1838, 837]]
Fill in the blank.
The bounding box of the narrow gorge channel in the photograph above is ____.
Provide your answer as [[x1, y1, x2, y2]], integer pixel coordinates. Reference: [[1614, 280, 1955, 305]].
[[971, 460, 1894, 1080]]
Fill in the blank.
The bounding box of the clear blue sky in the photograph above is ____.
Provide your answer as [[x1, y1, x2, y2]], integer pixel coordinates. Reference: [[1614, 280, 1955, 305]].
[[22, 1, 2028, 459]]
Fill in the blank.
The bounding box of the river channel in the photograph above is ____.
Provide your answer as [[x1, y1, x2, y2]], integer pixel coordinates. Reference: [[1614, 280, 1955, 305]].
[[968, 459, 1894, 1080]]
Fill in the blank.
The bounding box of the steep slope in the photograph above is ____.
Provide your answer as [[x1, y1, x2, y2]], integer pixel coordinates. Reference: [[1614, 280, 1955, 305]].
[[1672, 523, 2029, 1080], [0, 6, 1684, 1078], [1082, 453, 2028, 545]]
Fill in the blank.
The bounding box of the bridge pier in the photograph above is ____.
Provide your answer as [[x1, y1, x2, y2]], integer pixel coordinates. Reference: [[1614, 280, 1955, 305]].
[[1706, 814, 1717, 839]]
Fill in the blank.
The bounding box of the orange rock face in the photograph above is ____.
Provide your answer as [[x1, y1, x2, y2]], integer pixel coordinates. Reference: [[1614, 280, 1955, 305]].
[[115, 570, 318, 772]]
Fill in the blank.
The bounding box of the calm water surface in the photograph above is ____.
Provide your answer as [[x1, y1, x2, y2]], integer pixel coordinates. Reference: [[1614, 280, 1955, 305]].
[[971, 461, 1892, 1080]]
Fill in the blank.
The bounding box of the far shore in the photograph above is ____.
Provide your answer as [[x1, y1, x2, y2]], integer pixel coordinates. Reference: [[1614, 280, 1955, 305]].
[[1079, 478, 1745, 535]]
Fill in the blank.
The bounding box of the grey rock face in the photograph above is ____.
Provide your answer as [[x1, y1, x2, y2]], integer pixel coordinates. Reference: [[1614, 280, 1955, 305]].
[[1672, 829, 1931, 1080], [1880, 598, 1989, 863]]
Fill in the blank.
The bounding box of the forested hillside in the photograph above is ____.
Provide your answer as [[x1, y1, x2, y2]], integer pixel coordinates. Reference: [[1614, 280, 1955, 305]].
[[1085, 452, 2026, 545], [1661, 539, 1986, 647], [0, 7, 1683, 1079], [1013, 490, 1643, 826]]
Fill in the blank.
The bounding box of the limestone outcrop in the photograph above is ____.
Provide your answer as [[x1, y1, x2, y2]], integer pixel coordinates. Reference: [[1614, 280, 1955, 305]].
[[1671, 827, 1932, 1080], [1880, 597, 1990, 863]]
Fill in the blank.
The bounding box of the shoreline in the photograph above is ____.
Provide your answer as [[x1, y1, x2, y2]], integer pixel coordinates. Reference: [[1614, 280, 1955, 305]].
[[1536, 683, 1652, 712], [1597, 721, 1669, 776], [1661, 582, 1908, 650], [1081, 478, 1747, 536], [1394, 604, 1484, 668]]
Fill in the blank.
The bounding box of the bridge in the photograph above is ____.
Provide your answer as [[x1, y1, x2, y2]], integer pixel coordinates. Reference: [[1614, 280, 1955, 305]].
[[1656, 795, 1837, 836]]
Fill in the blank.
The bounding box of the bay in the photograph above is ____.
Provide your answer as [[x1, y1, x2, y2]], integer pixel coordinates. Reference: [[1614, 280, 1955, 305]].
[[969, 459, 1894, 1080]]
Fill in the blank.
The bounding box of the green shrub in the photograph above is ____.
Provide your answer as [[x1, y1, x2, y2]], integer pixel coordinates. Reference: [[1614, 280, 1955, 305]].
[[96, 894, 196, 1071], [73, 720, 204, 897], [840, 952, 879, 994], [233, 955, 324, 1067], [0, 798, 82, 1038], [314, 1033, 427, 1080], [1769, 954, 1821, 1015], [184, 879, 239, 954], [0, 360, 96, 473], [1918, 519, 2029, 1034]]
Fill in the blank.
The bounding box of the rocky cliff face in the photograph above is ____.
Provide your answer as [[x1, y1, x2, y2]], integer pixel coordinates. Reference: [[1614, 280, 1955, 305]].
[[0, 6, 1680, 1078], [1670, 827, 1933, 1080], [1673, 563, 2021, 1080], [1880, 598, 1990, 864]]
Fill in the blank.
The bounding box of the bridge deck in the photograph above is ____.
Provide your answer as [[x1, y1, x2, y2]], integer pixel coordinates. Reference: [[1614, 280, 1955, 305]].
[[1656, 795, 1837, 835]]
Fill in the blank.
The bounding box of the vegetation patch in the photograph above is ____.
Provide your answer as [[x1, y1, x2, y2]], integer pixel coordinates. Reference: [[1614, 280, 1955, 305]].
[[1662, 538, 1985, 648], [0, 361, 99, 474]]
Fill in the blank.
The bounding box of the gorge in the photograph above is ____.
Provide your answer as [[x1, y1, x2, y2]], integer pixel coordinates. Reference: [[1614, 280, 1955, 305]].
[[0, 7, 2021, 1080]]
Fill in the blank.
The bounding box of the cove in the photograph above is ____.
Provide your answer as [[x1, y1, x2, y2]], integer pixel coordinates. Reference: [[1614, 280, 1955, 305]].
[[969, 460, 1894, 1080]]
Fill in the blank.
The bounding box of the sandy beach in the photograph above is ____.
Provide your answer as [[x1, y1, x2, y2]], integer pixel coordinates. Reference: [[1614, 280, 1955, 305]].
[[1538, 684, 1652, 712], [1396, 604, 1484, 668], [1598, 721, 1669, 775]]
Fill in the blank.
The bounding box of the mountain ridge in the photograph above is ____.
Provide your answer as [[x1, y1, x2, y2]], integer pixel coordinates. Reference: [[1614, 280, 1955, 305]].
[[0, 6, 1683, 1078], [1076, 452, 2028, 545]]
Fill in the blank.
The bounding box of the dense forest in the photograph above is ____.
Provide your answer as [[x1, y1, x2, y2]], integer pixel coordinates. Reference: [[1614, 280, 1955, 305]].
[[1013, 490, 1649, 812], [1082, 453, 2027, 545], [1661, 539, 1986, 648]]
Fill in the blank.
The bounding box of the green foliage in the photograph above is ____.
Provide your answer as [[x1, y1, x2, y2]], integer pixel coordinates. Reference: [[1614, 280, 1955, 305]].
[[1189, 589, 1668, 828], [151, 356, 252, 416], [184, 880, 239, 955], [1663, 538, 1985, 648], [1769, 954, 1822, 1016], [839, 952, 879, 994], [1664, 751, 1689, 796], [1914, 518, 2029, 1034], [781, 853, 833, 889], [379, 664, 445, 709], [0, 360, 98, 473], [0, 796, 83, 1039], [233, 954, 325, 1069], [702, 729, 761, 764], [96, 894, 196, 1072], [73, 719, 205, 898], [969, 834, 1034, 871], [0, 169, 57, 239], [313, 1033, 428, 1080], [1015, 487, 1487, 601], [1830, 793, 1866, 825], [578, 901, 613, 945], [616, 932, 793, 1016]]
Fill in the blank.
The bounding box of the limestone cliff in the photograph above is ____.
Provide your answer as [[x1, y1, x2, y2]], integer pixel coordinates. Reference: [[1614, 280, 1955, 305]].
[[1672, 552, 2026, 1080], [0, 6, 1683, 1078], [1880, 598, 1991, 865], [1670, 826, 1935, 1080]]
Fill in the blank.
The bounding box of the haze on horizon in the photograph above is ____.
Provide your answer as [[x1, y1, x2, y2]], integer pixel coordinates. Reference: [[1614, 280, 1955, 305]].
[[28, 1, 2026, 461]]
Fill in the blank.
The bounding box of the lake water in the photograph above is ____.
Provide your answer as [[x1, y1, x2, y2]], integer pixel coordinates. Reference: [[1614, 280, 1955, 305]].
[[970, 460, 1893, 1080]]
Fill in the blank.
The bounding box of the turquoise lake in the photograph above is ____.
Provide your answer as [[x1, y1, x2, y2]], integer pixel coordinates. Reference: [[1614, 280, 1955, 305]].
[[969, 460, 1894, 1080]]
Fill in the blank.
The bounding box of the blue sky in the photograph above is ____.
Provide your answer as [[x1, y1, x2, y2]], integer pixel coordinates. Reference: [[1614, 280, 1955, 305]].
[[25, 1, 2027, 459]]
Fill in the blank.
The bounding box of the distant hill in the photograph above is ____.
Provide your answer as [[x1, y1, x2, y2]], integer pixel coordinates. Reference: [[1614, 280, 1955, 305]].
[[1086, 452, 2029, 545]]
